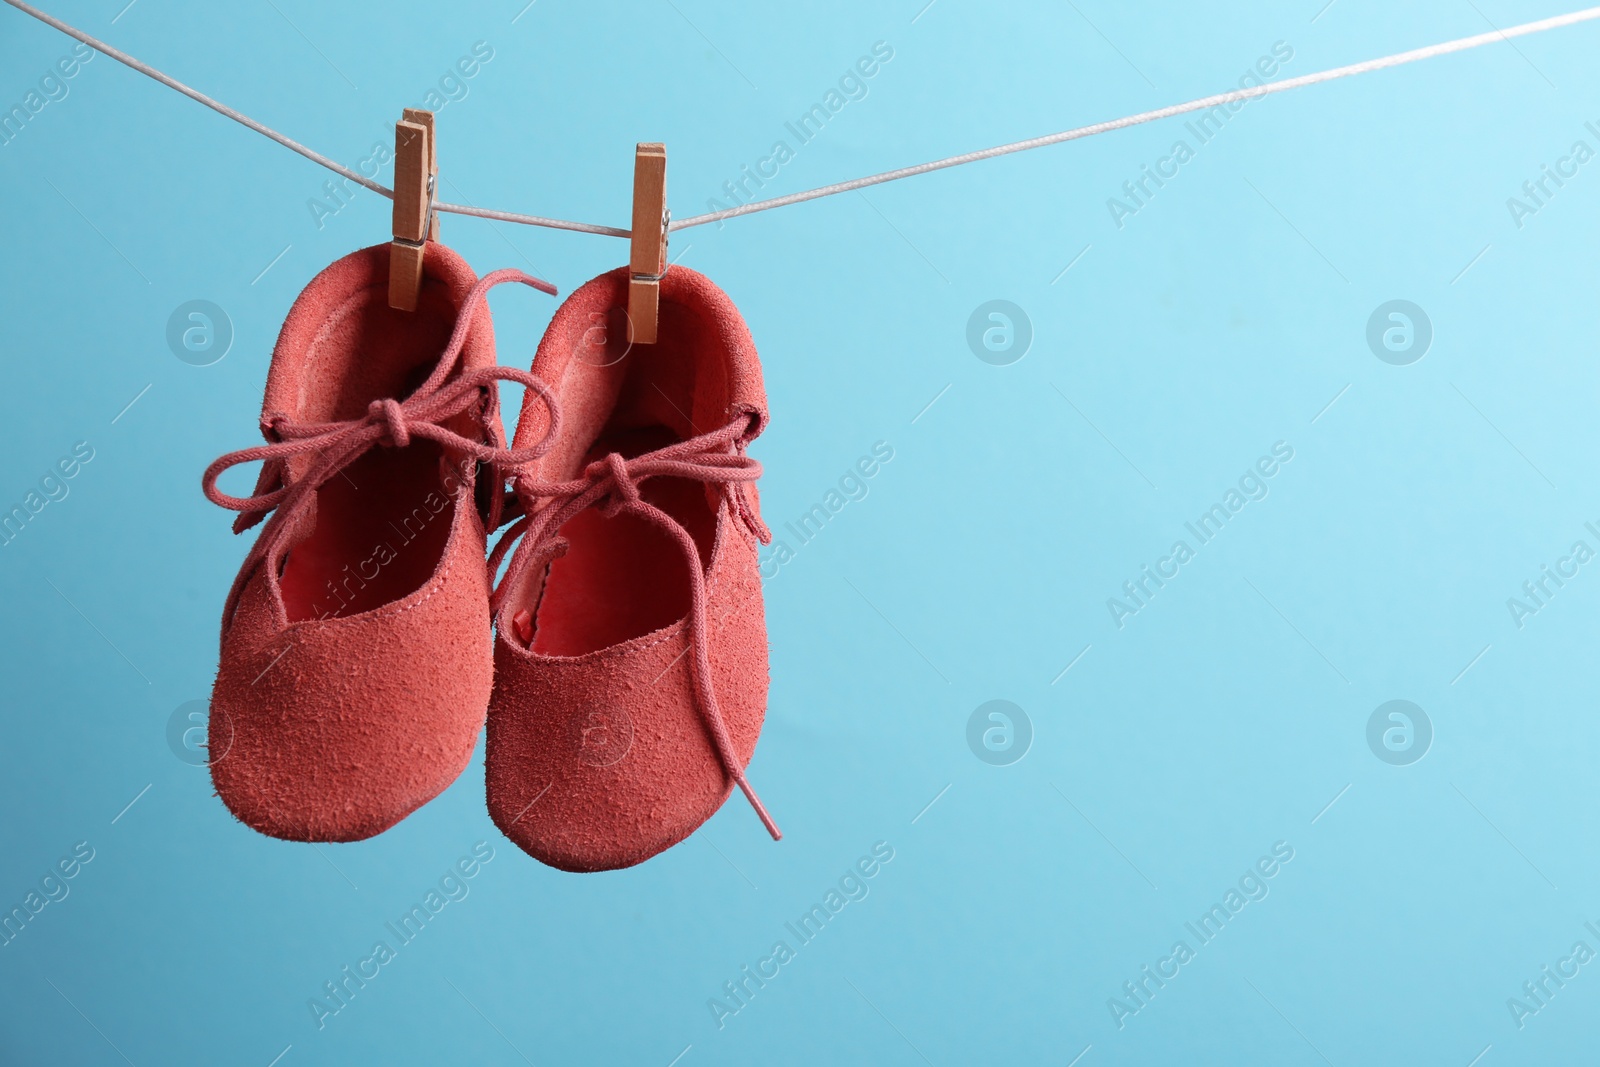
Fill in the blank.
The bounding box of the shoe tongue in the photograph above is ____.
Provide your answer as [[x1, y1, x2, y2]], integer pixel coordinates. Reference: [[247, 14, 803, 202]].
[[260, 242, 495, 486], [515, 266, 767, 481]]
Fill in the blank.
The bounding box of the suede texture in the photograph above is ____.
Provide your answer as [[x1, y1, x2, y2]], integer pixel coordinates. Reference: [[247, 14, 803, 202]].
[[210, 242, 501, 842], [486, 266, 773, 872]]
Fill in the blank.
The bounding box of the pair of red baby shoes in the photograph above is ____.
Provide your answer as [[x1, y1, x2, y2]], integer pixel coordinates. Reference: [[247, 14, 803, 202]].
[[202, 242, 779, 871]]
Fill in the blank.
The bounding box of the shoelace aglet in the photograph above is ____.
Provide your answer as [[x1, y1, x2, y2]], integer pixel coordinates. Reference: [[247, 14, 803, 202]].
[[735, 774, 782, 841]]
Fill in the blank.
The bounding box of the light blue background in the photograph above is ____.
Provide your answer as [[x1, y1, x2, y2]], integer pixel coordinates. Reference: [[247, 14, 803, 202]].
[[3, 0, 1599, 1063]]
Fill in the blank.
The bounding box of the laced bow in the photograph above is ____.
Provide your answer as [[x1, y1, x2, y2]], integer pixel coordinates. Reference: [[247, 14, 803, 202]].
[[488, 417, 781, 840], [203, 269, 563, 622]]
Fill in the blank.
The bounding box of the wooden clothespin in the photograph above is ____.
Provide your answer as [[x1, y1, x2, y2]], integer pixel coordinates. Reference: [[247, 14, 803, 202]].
[[628, 143, 668, 344], [389, 108, 438, 312]]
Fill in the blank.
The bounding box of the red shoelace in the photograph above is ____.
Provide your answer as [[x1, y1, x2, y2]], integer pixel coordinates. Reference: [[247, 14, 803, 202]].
[[202, 269, 563, 623], [488, 417, 782, 841]]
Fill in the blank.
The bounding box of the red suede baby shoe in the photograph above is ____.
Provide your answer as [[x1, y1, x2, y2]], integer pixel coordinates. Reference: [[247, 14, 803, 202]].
[[202, 243, 559, 842], [485, 265, 780, 872]]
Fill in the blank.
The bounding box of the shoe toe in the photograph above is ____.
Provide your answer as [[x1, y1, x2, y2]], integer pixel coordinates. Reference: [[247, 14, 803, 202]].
[[487, 533, 768, 871], [210, 533, 494, 842]]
